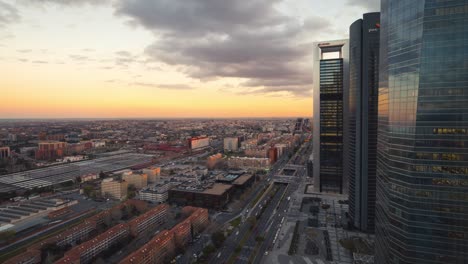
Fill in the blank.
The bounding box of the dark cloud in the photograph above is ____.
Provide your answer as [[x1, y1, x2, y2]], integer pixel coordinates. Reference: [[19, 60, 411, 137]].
[[115, 0, 322, 97], [0, 1, 20, 28], [346, 0, 380, 11], [132, 82, 195, 90]]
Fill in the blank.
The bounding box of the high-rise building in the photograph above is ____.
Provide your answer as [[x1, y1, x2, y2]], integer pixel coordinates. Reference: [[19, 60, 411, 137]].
[[313, 39, 349, 194], [375, 1, 468, 263], [345, 12, 380, 233]]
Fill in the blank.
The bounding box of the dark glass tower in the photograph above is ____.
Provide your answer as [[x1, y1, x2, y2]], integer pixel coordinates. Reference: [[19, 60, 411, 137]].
[[375, 0, 468, 263], [345, 12, 380, 233], [313, 40, 349, 194]]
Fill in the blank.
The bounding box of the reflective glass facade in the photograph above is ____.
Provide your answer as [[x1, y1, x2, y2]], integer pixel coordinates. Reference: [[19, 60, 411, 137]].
[[346, 12, 380, 233], [375, 0, 468, 263], [320, 59, 344, 193]]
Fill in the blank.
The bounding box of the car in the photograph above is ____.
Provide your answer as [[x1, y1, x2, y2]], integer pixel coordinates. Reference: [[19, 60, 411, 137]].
[[264, 251, 269, 255]]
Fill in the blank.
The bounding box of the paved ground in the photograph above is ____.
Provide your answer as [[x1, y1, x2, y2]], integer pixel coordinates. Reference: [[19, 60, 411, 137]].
[[263, 177, 355, 264]]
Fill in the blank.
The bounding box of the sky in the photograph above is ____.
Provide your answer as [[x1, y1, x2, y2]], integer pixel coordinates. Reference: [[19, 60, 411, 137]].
[[0, 0, 379, 119]]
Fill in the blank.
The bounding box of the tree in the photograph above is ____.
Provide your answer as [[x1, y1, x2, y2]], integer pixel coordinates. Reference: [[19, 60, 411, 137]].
[[99, 171, 106, 179], [211, 231, 226, 248], [83, 186, 93, 197], [75, 176, 82, 183], [202, 244, 216, 256], [127, 184, 136, 199]]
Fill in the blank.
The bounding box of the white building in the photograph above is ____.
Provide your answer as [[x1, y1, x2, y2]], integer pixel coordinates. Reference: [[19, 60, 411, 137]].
[[223, 137, 239, 152], [139, 182, 175, 203]]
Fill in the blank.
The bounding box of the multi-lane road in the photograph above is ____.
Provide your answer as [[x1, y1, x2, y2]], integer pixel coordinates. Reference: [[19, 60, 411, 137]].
[[210, 139, 312, 264]]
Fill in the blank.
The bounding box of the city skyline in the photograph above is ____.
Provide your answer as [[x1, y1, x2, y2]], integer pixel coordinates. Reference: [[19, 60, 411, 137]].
[[0, 0, 379, 118]]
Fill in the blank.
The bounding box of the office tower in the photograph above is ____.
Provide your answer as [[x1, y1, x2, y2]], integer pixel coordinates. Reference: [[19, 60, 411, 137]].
[[375, 1, 468, 263], [294, 118, 304, 134], [313, 40, 349, 194], [345, 12, 380, 233]]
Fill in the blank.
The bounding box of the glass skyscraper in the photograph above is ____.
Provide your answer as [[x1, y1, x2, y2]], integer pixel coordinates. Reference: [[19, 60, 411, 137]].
[[313, 40, 349, 194], [375, 0, 468, 263], [346, 12, 380, 233]]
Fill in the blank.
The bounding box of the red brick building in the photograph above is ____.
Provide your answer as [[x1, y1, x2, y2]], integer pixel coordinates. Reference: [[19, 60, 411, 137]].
[[35, 141, 67, 160], [128, 204, 169, 236], [120, 207, 209, 264]]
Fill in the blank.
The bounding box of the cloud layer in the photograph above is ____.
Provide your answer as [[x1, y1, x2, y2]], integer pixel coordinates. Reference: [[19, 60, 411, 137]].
[[0, 1, 20, 28], [115, 0, 318, 97]]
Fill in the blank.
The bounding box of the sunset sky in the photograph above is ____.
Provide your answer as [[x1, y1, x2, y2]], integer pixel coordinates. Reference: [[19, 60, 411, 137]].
[[0, 0, 378, 118]]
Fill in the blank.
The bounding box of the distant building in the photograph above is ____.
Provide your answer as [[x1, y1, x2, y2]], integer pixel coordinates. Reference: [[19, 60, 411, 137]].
[[187, 136, 210, 150], [35, 141, 67, 160], [223, 137, 239, 152], [244, 148, 267, 158], [91, 140, 106, 148], [313, 39, 349, 194], [79, 173, 98, 182], [57, 223, 130, 264], [227, 156, 270, 170], [120, 207, 209, 264], [142, 167, 161, 183], [101, 179, 128, 200], [0, 146, 10, 160], [294, 118, 304, 134], [128, 204, 169, 236], [139, 182, 175, 203], [268, 147, 278, 164], [206, 153, 223, 169], [122, 173, 148, 189], [168, 183, 233, 210], [240, 138, 258, 150]]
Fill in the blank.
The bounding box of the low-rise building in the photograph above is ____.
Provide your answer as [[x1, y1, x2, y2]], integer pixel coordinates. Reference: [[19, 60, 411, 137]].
[[122, 173, 148, 189], [101, 179, 128, 200], [128, 204, 169, 236], [168, 183, 233, 210], [227, 156, 270, 170], [120, 207, 208, 264], [139, 182, 175, 203], [57, 223, 130, 264], [206, 153, 223, 169], [142, 167, 161, 183], [120, 230, 175, 264]]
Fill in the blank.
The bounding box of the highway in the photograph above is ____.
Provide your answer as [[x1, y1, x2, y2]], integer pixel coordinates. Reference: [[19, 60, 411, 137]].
[[210, 139, 312, 264]]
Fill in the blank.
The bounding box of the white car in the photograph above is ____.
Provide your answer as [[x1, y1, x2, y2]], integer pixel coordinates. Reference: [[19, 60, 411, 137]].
[[264, 251, 269, 255]]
